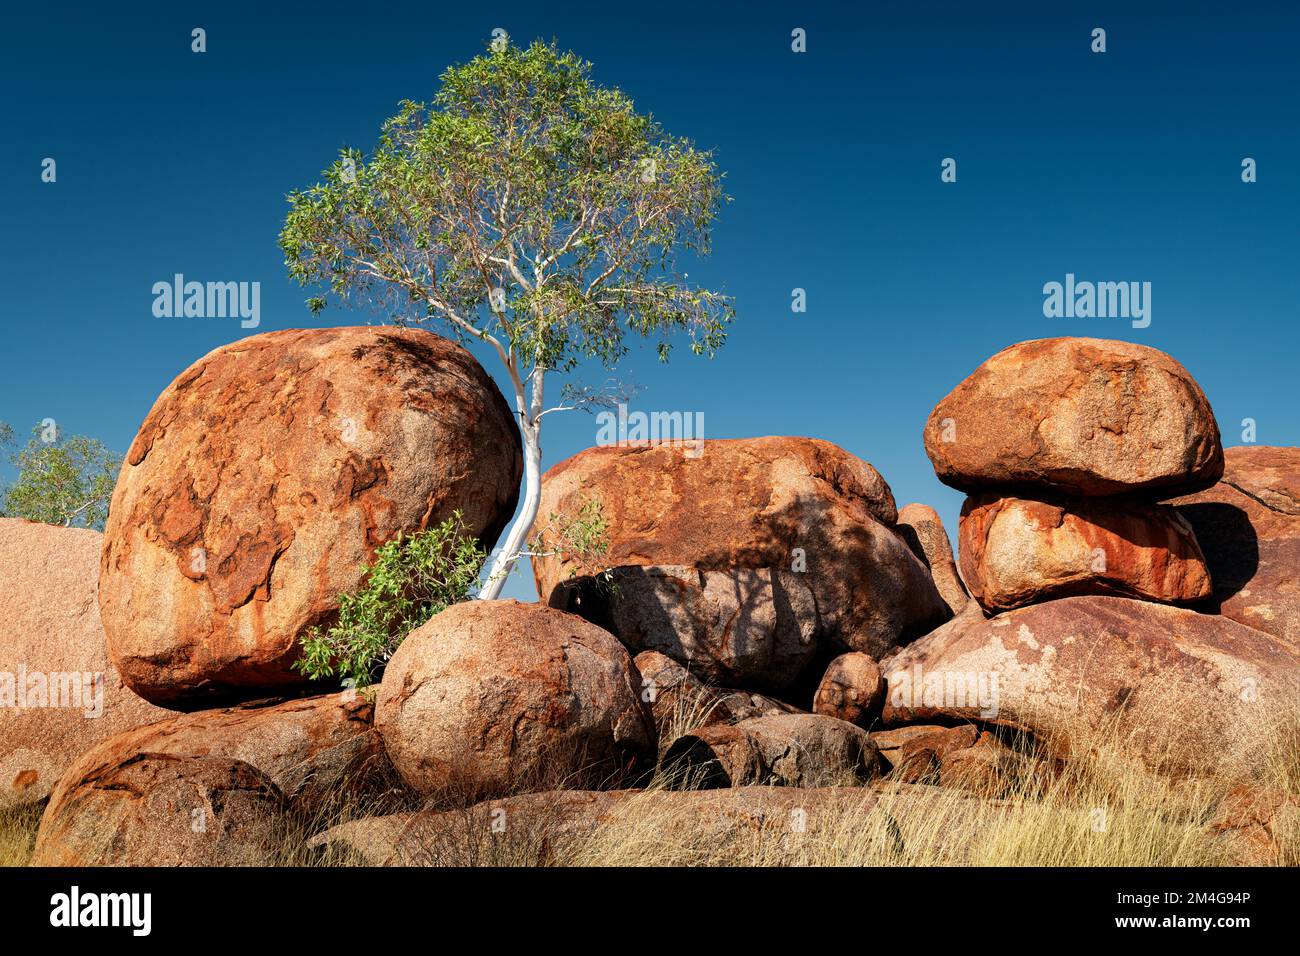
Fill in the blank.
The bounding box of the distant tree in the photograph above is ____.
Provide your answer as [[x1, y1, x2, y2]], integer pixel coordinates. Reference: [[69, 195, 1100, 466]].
[[0, 421, 121, 530], [279, 39, 733, 599]]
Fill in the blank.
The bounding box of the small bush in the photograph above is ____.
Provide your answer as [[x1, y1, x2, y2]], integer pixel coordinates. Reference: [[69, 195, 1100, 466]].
[[294, 511, 486, 689]]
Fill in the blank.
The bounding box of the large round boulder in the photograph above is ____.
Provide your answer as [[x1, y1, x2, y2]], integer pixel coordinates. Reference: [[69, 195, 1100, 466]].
[[1172, 446, 1300, 647], [924, 338, 1224, 497], [881, 595, 1300, 778], [100, 327, 522, 708], [957, 493, 1212, 611], [0, 519, 168, 808], [374, 600, 655, 800], [532, 438, 948, 691]]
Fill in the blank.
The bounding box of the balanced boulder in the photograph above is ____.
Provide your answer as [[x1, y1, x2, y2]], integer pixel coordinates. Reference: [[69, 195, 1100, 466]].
[[99, 327, 522, 708], [924, 338, 1223, 497], [882, 595, 1300, 778], [532, 438, 948, 691], [374, 600, 654, 800], [1172, 446, 1300, 646], [958, 493, 1212, 611], [0, 519, 167, 808]]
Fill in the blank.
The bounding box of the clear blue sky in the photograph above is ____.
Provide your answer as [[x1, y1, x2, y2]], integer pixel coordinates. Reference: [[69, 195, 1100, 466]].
[[3, 1, 1297, 600]]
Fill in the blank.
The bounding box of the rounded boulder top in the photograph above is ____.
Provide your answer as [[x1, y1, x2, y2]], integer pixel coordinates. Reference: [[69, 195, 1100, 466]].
[[923, 337, 1224, 497], [99, 326, 522, 708]]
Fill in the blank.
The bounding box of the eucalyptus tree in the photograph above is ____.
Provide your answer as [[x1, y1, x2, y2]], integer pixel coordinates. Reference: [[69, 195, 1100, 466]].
[[280, 39, 732, 597]]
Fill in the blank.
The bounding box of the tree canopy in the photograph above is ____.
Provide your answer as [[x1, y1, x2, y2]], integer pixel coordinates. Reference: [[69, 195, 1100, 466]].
[[280, 39, 733, 597], [0, 421, 121, 530]]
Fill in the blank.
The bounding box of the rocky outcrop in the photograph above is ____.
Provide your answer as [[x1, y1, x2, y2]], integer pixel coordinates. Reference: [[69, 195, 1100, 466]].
[[958, 493, 1212, 611], [896, 503, 970, 615], [31, 753, 287, 866], [881, 595, 1300, 778], [533, 438, 949, 690], [0, 520, 167, 808], [924, 338, 1223, 497], [100, 327, 522, 708], [41, 693, 391, 820], [661, 713, 881, 788], [374, 601, 654, 800], [1172, 446, 1300, 646]]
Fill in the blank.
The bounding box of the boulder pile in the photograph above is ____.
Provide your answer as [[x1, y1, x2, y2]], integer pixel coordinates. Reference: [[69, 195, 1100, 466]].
[[9, 330, 1297, 867], [925, 338, 1222, 611]]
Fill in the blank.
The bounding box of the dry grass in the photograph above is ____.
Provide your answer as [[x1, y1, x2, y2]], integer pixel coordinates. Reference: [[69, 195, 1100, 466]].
[[0, 803, 41, 866], [8, 706, 1298, 867]]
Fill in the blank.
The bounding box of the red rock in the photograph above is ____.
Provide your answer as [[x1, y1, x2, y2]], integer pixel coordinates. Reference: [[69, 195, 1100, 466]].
[[958, 493, 1212, 611], [1172, 446, 1300, 646], [662, 713, 881, 788], [31, 753, 287, 866], [881, 595, 1300, 778], [1208, 784, 1300, 866], [632, 650, 797, 745], [374, 601, 654, 800], [532, 439, 948, 690], [897, 503, 970, 615], [99, 327, 521, 708], [43, 693, 391, 819], [924, 338, 1223, 496], [812, 652, 883, 727], [0, 519, 168, 808]]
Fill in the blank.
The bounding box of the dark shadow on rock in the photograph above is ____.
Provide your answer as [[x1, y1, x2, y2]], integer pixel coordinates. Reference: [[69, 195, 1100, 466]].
[[1175, 502, 1260, 609]]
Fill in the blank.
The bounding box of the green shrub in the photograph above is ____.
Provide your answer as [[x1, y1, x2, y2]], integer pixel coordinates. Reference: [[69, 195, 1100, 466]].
[[294, 511, 487, 689]]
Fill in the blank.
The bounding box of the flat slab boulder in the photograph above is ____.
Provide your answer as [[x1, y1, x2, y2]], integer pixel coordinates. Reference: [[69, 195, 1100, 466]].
[[31, 752, 286, 866], [1172, 446, 1300, 646], [532, 438, 948, 690], [881, 595, 1300, 778], [374, 600, 654, 800], [924, 338, 1223, 496], [99, 327, 521, 708], [0, 519, 168, 808], [42, 692, 390, 820], [958, 493, 1212, 611]]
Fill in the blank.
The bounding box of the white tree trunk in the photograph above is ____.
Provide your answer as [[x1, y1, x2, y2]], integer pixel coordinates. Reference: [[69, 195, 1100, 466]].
[[478, 365, 544, 600]]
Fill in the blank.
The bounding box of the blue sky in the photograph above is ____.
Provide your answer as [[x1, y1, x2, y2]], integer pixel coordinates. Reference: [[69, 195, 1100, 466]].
[[3, 1, 1297, 600]]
